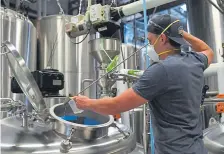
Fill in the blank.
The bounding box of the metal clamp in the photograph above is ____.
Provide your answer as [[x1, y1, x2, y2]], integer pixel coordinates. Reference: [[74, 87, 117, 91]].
[[0, 98, 24, 112]]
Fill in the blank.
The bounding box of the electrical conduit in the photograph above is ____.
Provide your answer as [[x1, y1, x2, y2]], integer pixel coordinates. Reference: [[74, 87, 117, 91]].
[[142, 1, 154, 154]]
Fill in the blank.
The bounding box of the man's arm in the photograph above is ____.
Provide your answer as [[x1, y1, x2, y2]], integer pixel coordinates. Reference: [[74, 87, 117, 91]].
[[74, 88, 147, 115], [74, 63, 167, 115], [181, 31, 214, 65]]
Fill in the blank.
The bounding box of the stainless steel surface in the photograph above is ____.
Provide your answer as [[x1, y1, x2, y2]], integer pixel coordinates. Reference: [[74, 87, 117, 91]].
[[50, 103, 114, 141], [89, 38, 121, 64], [206, 91, 219, 97], [79, 43, 150, 97], [81, 79, 102, 95], [0, 7, 37, 106], [187, 0, 224, 92], [203, 122, 224, 154], [129, 144, 145, 154], [39, 15, 96, 98], [43, 97, 67, 108], [2, 41, 46, 112], [118, 44, 138, 131], [201, 103, 220, 129], [187, 0, 224, 63], [121, 44, 138, 69], [0, 98, 24, 119], [217, 0, 224, 10], [0, 117, 136, 154], [204, 98, 224, 102], [142, 104, 147, 154], [130, 107, 144, 145], [0, 98, 14, 112]]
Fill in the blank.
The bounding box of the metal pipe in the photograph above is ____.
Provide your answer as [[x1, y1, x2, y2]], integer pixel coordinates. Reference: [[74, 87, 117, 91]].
[[206, 91, 219, 97], [204, 62, 224, 77], [42, 0, 47, 17], [16, 0, 20, 10], [118, 0, 176, 17], [37, 0, 42, 19], [81, 79, 94, 95], [142, 104, 147, 154], [3, 0, 10, 8], [204, 98, 224, 102], [22, 110, 28, 128], [81, 79, 102, 95], [116, 78, 131, 129]]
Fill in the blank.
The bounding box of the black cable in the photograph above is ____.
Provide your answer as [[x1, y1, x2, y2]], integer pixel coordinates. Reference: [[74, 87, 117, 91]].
[[70, 29, 91, 44]]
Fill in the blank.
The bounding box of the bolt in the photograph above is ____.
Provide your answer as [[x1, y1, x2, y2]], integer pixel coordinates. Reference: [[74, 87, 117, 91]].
[[31, 95, 35, 100]]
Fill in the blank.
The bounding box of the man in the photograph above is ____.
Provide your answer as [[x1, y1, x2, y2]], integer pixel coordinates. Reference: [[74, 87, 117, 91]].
[[73, 14, 214, 154]]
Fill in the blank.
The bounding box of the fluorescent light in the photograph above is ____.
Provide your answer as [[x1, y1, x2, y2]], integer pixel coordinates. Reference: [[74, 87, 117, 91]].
[[32, 150, 60, 154], [0, 143, 15, 147], [18, 144, 44, 148]]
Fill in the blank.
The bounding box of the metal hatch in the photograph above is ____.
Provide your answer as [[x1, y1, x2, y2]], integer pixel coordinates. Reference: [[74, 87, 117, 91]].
[[1, 41, 46, 112]]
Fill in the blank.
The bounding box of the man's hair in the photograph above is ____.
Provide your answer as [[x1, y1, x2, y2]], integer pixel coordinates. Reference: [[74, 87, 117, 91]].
[[155, 34, 181, 48], [168, 38, 181, 48]]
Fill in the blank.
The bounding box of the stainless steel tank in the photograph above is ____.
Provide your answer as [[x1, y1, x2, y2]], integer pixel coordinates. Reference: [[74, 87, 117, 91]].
[[187, 0, 224, 92], [0, 116, 136, 154], [39, 15, 96, 98], [0, 7, 37, 110], [117, 44, 148, 150], [203, 122, 224, 154], [187, 1, 224, 152], [121, 44, 138, 69], [0, 41, 139, 154]]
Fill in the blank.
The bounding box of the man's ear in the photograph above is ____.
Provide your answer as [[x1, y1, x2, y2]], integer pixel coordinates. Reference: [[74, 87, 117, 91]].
[[160, 34, 169, 44]]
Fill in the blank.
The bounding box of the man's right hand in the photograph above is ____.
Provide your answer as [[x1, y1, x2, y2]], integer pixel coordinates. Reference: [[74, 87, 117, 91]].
[[181, 31, 214, 66]]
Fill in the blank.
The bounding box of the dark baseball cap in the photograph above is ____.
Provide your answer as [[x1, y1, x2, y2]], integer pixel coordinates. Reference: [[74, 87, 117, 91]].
[[147, 14, 188, 46]]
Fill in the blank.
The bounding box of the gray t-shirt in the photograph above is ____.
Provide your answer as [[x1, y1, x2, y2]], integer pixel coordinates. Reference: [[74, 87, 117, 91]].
[[132, 51, 208, 154]]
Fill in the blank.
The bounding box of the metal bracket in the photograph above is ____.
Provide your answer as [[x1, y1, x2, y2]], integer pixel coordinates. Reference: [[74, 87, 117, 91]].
[[111, 123, 129, 139]]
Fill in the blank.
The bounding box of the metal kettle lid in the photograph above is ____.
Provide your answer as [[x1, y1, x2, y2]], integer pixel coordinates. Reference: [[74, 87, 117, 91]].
[[1, 41, 46, 112]]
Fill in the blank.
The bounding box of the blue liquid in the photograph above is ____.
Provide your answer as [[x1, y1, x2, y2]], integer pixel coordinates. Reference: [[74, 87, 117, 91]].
[[61, 115, 101, 125]]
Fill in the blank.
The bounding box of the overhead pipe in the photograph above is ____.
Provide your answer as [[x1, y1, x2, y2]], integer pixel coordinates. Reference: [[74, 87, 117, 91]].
[[204, 62, 224, 77], [16, 0, 20, 10], [204, 62, 224, 93], [116, 0, 176, 18], [204, 62, 224, 122], [42, 0, 47, 17], [37, 0, 42, 19]]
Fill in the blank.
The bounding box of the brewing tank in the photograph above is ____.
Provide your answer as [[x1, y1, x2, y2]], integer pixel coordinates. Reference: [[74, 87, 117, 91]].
[[0, 116, 136, 154], [187, 0, 224, 92], [39, 15, 96, 98], [0, 7, 37, 108], [117, 44, 149, 147]]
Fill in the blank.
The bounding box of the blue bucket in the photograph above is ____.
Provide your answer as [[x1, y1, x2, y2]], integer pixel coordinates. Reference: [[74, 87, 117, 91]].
[[61, 115, 101, 125]]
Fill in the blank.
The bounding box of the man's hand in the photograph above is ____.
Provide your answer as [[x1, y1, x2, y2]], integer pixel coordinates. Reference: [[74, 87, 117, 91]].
[[179, 30, 214, 65], [73, 95, 95, 110]]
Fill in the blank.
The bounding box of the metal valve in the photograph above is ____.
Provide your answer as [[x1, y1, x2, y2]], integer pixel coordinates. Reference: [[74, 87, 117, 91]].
[[60, 128, 75, 153]]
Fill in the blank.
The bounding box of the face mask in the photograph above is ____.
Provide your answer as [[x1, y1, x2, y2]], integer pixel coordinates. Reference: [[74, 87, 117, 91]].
[[148, 45, 159, 63], [147, 19, 180, 63]]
